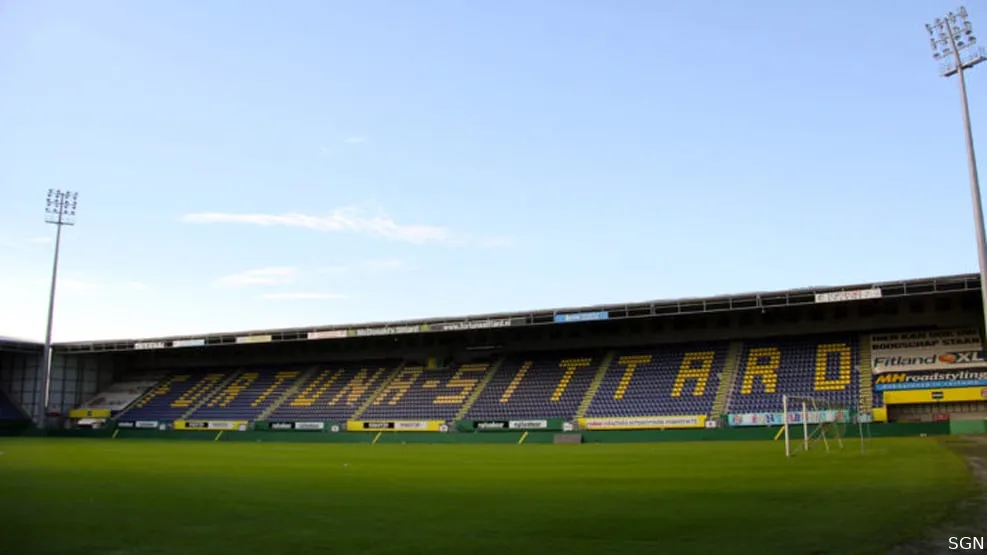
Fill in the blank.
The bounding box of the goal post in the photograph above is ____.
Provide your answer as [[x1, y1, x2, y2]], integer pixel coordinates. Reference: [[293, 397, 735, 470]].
[[782, 394, 859, 457]]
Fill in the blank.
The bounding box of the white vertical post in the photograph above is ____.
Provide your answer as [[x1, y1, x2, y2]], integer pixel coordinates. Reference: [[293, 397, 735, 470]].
[[802, 401, 810, 452], [783, 394, 791, 457], [858, 411, 866, 455]]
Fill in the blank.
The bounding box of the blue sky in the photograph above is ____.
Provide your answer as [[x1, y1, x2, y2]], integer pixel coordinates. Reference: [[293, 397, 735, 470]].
[[1, 1, 984, 342]]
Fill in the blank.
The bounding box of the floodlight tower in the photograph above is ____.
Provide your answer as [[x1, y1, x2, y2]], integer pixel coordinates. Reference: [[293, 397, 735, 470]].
[[39, 189, 78, 428], [926, 7, 987, 335]]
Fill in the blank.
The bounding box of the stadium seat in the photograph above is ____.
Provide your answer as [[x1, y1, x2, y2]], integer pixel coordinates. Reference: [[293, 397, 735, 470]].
[[118, 371, 236, 422], [361, 361, 493, 421], [268, 360, 400, 422], [188, 368, 310, 421], [585, 344, 727, 418], [465, 351, 600, 420], [727, 336, 860, 414]]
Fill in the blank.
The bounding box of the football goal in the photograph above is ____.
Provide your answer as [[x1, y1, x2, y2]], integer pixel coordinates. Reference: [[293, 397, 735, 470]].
[[782, 394, 869, 457]]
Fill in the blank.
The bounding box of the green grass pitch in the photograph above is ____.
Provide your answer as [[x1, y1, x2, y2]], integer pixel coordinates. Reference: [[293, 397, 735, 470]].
[[0, 437, 975, 555]]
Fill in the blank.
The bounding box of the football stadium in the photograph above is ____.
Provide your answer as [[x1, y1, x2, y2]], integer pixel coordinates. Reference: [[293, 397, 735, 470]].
[[2, 274, 987, 554], [4, 3, 987, 555]]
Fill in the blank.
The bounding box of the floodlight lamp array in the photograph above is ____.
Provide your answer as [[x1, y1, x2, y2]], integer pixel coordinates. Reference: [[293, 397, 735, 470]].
[[45, 189, 79, 225], [927, 8, 977, 61]]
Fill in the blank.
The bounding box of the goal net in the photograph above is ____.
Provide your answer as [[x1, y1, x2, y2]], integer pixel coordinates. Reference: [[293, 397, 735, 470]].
[[782, 394, 858, 457]]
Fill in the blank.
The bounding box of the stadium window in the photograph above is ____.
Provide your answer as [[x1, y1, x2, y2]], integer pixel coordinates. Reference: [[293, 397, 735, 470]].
[[908, 300, 925, 314], [833, 306, 848, 320], [882, 303, 900, 316]]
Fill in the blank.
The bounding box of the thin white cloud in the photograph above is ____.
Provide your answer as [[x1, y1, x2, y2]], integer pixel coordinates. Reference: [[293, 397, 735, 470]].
[[183, 207, 454, 245], [28, 236, 52, 245], [344, 136, 367, 144], [214, 267, 297, 288], [262, 292, 348, 301]]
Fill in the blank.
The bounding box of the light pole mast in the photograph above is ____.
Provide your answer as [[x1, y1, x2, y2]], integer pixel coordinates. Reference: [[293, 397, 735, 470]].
[[40, 189, 78, 428], [926, 7, 987, 335]]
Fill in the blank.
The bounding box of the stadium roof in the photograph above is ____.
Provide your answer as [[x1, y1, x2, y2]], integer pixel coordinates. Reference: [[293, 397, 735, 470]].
[[45, 272, 982, 353]]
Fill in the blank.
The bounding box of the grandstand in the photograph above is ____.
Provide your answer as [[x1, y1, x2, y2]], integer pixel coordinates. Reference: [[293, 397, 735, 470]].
[[1, 273, 985, 432]]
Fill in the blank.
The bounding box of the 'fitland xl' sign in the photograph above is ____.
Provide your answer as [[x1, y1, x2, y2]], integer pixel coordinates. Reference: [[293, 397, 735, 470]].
[[871, 328, 984, 373]]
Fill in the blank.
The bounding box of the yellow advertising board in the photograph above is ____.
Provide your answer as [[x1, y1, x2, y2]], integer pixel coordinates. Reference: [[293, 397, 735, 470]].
[[68, 408, 111, 419], [346, 420, 445, 432], [872, 407, 888, 423], [577, 415, 706, 430], [883, 387, 987, 405], [173, 420, 248, 431]]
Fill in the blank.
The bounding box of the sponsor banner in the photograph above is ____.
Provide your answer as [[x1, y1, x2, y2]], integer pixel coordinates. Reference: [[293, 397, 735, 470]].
[[134, 341, 166, 350], [509, 420, 547, 430], [874, 369, 987, 391], [68, 408, 111, 419], [117, 421, 135, 429], [294, 422, 325, 431], [236, 334, 272, 344], [307, 330, 348, 340], [135, 421, 159, 429], [349, 325, 424, 337], [434, 318, 516, 331], [347, 420, 443, 432], [475, 421, 508, 430], [359, 421, 394, 430], [172, 338, 205, 348], [871, 328, 984, 373], [174, 420, 247, 431], [270, 422, 293, 430], [554, 311, 609, 323], [814, 288, 882, 304], [727, 410, 850, 427], [884, 387, 987, 405], [578, 415, 706, 430]]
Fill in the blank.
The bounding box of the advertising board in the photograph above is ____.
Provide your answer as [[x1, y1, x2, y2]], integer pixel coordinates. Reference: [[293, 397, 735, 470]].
[[871, 328, 984, 373], [578, 415, 706, 430], [554, 311, 609, 323]]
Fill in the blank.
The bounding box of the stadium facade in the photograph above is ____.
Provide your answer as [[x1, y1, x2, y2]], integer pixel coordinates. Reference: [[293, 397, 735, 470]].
[[2, 272, 986, 434]]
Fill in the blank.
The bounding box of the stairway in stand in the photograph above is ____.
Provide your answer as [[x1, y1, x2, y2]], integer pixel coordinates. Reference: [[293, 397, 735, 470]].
[[455, 358, 505, 421], [258, 367, 318, 421], [351, 362, 406, 420], [858, 334, 874, 414], [710, 341, 743, 419], [575, 351, 615, 419]]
